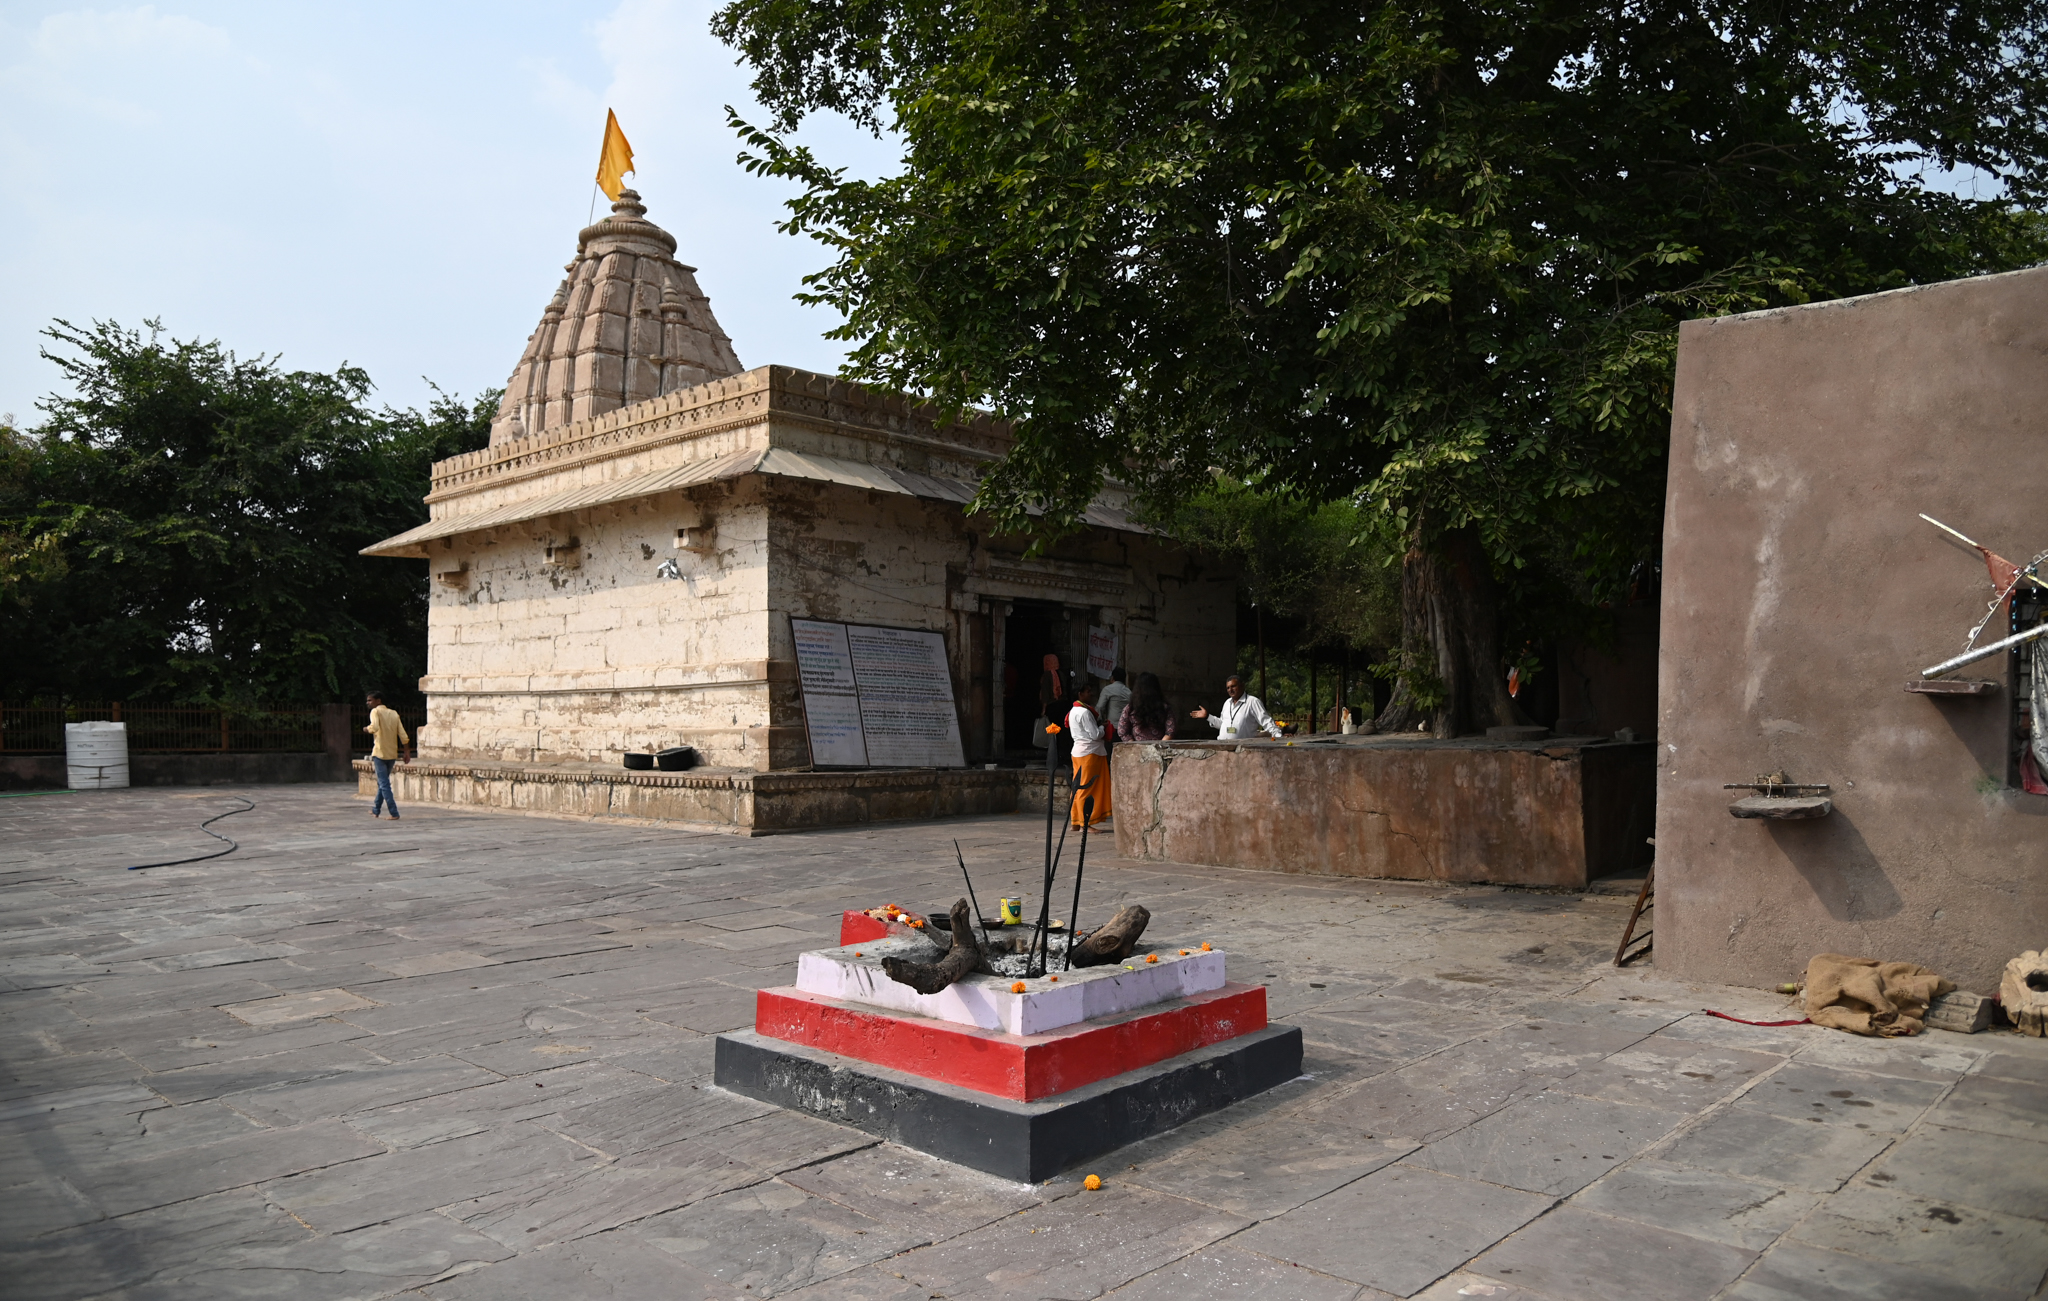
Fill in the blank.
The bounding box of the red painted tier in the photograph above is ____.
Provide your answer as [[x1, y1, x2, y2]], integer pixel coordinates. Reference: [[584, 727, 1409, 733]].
[[754, 982, 1269, 1101], [839, 909, 934, 945], [840, 910, 892, 945]]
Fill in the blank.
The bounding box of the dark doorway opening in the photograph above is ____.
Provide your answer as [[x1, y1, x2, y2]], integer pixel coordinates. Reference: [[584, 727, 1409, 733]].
[[1002, 602, 1070, 757]]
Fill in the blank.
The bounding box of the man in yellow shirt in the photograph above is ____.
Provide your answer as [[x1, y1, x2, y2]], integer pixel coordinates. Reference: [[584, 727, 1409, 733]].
[[364, 691, 411, 819]]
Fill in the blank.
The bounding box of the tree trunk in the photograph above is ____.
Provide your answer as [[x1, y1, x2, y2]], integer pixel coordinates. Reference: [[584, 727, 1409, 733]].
[[1374, 526, 1524, 738], [1256, 606, 1267, 700]]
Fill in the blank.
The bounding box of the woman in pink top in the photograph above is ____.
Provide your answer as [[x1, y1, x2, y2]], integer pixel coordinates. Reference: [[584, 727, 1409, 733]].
[[1117, 672, 1175, 742]]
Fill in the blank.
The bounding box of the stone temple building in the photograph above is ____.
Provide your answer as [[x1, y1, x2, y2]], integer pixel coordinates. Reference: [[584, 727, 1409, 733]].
[[362, 191, 1236, 830]]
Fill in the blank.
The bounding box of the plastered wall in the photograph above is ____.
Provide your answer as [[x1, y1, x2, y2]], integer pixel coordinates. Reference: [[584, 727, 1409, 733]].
[[1657, 265, 2048, 992], [419, 483, 775, 768]]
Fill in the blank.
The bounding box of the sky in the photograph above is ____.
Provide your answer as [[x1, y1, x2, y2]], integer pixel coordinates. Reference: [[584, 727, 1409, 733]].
[[0, 1, 901, 426]]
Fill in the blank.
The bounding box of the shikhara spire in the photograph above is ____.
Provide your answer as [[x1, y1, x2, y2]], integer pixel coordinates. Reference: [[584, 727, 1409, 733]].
[[489, 189, 742, 446]]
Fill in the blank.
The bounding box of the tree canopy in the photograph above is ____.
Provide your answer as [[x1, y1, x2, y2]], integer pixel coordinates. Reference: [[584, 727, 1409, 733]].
[[0, 320, 492, 704], [1166, 475, 1400, 655], [715, 0, 2048, 731]]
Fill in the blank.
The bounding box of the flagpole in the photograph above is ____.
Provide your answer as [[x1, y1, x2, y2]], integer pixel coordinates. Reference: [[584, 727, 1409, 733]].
[[589, 182, 600, 226]]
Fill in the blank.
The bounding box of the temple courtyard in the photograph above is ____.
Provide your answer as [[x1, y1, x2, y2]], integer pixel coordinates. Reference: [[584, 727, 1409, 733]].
[[3, 787, 2045, 1301]]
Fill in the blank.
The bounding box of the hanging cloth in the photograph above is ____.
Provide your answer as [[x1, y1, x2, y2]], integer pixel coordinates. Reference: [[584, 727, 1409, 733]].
[[2025, 634, 2048, 795]]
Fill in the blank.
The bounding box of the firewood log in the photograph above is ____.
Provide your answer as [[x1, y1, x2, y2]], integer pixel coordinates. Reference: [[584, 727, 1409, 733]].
[[1068, 904, 1150, 967], [882, 899, 980, 994]]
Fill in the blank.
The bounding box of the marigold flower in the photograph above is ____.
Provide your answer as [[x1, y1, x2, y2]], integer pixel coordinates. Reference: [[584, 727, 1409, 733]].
[[1011, 981, 1027, 993], [1083, 1174, 1102, 1191]]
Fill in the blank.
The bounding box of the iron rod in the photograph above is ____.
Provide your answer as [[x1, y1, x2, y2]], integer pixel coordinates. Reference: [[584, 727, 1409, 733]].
[[1036, 715, 1059, 975], [1032, 783, 1078, 978], [953, 840, 989, 947], [1064, 793, 1094, 971], [1922, 621, 2048, 678]]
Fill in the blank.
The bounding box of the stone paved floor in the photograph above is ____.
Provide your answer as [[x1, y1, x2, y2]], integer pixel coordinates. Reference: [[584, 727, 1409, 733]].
[[3, 786, 2045, 1301]]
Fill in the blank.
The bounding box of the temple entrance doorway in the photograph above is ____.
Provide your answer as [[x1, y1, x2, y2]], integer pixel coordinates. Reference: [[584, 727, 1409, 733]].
[[1001, 601, 1072, 759]]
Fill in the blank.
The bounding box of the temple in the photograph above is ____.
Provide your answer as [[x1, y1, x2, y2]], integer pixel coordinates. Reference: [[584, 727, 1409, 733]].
[[361, 191, 1236, 829]]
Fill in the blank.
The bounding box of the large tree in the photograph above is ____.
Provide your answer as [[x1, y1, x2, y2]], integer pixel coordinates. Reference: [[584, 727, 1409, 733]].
[[0, 320, 493, 705], [716, 0, 2048, 734]]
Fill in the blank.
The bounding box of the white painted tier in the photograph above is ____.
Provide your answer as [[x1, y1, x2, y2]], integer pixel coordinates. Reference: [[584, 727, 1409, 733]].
[[793, 937, 1228, 1035]]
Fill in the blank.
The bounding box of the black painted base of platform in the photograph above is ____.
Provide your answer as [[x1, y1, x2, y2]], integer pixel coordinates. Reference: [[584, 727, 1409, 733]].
[[713, 1024, 1304, 1182]]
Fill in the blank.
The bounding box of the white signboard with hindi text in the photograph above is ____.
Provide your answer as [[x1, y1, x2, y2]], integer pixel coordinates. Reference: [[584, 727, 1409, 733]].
[[1087, 625, 1118, 679], [790, 618, 965, 768], [790, 619, 869, 766]]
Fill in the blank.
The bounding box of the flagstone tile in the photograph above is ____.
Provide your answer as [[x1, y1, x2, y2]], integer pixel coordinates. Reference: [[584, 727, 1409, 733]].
[[1548, 1041, 1782, 1111], [777, 1144, 1051, 1241], [1655, 1107, 1896, 1193], [221, 987, 379, 1026], [1859, 1125, 2048, 1221], [1469, 1207, 1757, 1301], [1409, 1091, 1687, 1196], [1567, 1160, 1819, 1251], [1101, 1245, 1384, 1300], [77, 1120, 384, 1216], [225, 1056, 500, 1127], [1733, 1062, 1945, 1134], [1122, 1110, 1417, 1219], [145, 1041, 380, 1105], [1785, 1182, 2048, 1298], [1721, 1242, 1986, 1301], [1922, 1071, 2048, 1143], [633, 1178, 926, 1295], [417, 1232, 744, 1299], [1233, 1164, 1551, 1296], [884, 1184, 1249, 1300]]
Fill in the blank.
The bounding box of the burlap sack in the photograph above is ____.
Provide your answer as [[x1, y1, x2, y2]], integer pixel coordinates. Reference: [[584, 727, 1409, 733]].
[[1803, 953, 1954, 1037]]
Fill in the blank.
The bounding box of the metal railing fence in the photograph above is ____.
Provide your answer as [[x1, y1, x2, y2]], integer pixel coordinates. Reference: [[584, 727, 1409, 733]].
[[1, 702, 328, 753]]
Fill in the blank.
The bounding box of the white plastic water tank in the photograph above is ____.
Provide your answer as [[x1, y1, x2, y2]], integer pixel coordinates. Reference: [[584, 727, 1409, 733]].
[[66, 721, 130, 790]]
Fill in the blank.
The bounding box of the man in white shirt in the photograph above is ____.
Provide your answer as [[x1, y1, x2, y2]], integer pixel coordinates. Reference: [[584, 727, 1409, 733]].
[[1066, 681, 1112, 827], [1190, 675, 1284, 740]]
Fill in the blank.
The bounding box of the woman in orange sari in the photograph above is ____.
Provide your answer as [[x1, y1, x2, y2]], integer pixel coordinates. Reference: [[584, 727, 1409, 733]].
[[1066, 681, 1112, 827]]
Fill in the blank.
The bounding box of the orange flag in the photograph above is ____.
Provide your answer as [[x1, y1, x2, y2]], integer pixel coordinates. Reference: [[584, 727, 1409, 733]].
[[596, 110, 635, 201]]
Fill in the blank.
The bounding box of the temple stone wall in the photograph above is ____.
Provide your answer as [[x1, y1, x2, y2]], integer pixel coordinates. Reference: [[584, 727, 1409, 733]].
[[1658, 265, 2048, 993], [762, 480, 1238, 764], [420, 485, 775, 769]]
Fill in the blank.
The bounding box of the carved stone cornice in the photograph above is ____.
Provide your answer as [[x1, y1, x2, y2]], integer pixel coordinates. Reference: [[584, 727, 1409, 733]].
[[431, 366, 1014, 507], [961, 555, 1135, 604]]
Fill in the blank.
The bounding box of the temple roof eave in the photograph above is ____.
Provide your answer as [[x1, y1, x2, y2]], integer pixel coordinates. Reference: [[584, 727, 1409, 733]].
[[358, 446, 1148, 558]]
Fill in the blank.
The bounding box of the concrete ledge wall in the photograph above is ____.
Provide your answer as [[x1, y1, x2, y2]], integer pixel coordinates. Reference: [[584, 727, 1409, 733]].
[[2, 752, 353, 791], [358, 760, 1032, 833], [1658, 266, 2048, 993], [1112, 739, 1655, 887]]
